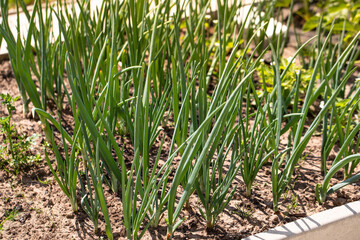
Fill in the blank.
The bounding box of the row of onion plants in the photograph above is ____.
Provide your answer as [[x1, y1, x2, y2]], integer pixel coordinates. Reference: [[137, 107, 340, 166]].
[[1, 0, 360, 239]]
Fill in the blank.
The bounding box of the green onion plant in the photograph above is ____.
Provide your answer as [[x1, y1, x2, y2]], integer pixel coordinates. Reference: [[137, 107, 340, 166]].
[[2, 0, 360, 238]]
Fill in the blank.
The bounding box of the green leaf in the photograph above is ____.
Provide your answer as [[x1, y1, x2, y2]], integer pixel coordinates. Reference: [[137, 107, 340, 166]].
[[303, 15, 321, 32], [275, 0, 291, 7]]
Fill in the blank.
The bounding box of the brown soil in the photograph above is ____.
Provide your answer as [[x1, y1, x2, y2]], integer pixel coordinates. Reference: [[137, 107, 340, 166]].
[[0, 55, 359, 240]]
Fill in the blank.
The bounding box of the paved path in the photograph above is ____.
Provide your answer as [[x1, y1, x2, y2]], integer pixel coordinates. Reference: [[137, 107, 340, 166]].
[[0, 0, 103, 60], [0, 0, 281, 61]]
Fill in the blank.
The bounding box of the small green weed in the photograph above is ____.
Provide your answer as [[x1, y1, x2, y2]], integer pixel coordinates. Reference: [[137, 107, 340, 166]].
[[0, 93, 40, 175], [30, 207, 43, 214], [37, 176, 51, 185], [0, 197, 9, 203], [302, 0, 360, 42], [232, 205, 254, 219], [285, 194, 299, 215], [283, 177, 298, 200], [0, 209, 20, 231], [283, 178, 299, 215], [257, 58, 316, 102]]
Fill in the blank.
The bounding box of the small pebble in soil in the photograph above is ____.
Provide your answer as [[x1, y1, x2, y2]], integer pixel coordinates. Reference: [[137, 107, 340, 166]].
[[64, 220, 72, 227], [45, 199, 54, 207], [16, 193, 24, 198], [264, 201, 273, 208], [19, 213, 31, 223], [15, 204, 23, 211], [269, 214, 279, 224], [233, 193, 241, 200], [66, 213, 75, 219], [188, 218, 197, 228], [333, 197, 346, 206], [119, 227, 127, 237]]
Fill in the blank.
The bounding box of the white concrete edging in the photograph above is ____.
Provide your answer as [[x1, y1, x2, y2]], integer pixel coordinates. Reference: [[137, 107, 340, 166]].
[[243, 201, 360, 240]]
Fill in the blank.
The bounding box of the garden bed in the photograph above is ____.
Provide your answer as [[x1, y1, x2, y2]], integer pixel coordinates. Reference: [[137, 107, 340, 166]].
[[1, 59, 359, 239], [1, 0, 360, 239]]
